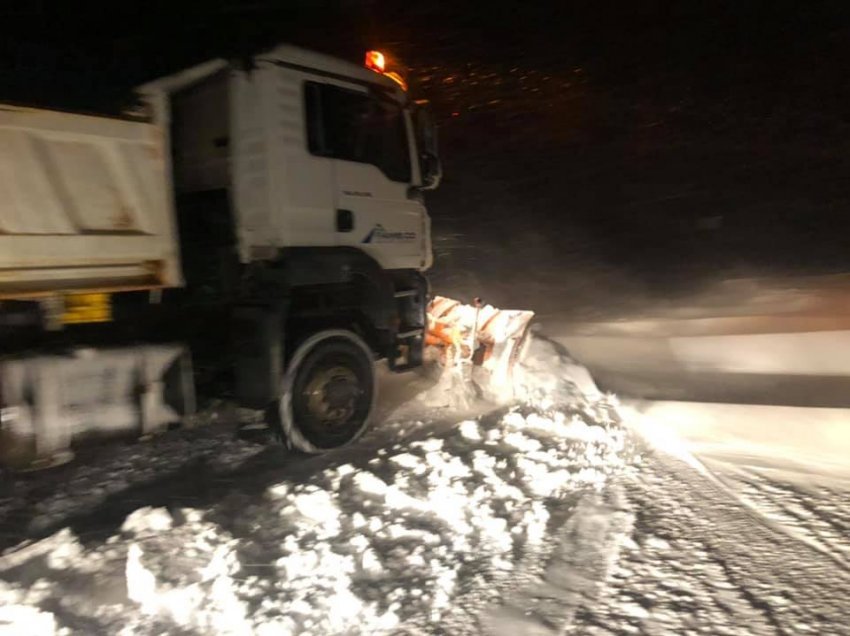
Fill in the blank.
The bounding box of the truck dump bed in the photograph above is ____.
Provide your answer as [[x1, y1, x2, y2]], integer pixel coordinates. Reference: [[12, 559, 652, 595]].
[[0, 105, 181, 298]]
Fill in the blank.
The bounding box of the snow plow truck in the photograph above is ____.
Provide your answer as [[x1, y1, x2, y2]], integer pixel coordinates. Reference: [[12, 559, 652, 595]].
[[0, 45, 532, 470]]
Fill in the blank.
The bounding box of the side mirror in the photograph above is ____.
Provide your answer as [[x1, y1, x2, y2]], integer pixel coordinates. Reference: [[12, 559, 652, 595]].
[[413, 102, 441, 190], [419, 151, 442, 190]]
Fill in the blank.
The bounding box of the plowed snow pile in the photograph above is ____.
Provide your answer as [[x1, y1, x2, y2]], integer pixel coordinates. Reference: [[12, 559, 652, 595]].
[[0, 338, 633, 635]]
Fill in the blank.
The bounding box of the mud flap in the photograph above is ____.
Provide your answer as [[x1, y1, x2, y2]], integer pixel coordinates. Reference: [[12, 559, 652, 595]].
[[0, 345, 195, 471]]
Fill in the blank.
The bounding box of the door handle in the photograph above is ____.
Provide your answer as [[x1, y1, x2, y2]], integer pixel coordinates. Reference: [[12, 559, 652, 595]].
[[336, 209, 354, 232]]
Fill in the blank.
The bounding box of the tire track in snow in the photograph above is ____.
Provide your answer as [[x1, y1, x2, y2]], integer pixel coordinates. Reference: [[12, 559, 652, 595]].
[[477, 482, 635, 636], [570, 451, 850, 635]]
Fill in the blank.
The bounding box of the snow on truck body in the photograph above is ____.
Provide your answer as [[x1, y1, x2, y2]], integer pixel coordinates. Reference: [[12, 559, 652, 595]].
[[0, 44, 442, 469]]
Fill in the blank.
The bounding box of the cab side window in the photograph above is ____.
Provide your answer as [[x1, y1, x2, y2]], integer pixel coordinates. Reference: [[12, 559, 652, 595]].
[[305, 81, 411, 183]]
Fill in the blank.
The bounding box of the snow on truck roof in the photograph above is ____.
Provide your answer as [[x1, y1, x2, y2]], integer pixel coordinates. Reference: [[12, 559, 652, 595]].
[[137, 43, 402, 96]]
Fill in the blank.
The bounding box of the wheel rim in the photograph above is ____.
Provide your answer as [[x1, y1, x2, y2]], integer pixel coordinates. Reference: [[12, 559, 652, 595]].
[[303, 365, 362, 429], [282, 330, 376, 452]]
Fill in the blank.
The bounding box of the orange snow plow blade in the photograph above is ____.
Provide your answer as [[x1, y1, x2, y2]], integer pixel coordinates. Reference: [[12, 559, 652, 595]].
[[426, 296, 535, 393]]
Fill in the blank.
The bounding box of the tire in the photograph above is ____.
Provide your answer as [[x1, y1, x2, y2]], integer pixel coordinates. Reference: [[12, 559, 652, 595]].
[[280, 329, 376, 453]]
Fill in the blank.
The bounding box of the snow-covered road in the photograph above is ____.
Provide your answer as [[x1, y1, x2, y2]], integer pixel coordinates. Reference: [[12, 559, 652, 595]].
[[566, 455, 850, 635], [1, 338, 848, 636]]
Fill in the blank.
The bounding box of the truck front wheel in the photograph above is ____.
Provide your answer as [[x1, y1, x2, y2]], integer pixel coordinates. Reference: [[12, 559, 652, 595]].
[[280, 330, 376, 453]]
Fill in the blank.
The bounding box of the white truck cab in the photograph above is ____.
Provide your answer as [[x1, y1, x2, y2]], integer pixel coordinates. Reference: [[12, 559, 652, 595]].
[[138, 44, 438, 272]]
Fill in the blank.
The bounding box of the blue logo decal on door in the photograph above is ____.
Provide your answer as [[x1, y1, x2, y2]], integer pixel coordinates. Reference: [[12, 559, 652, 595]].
[[362, 224, 416, 243]]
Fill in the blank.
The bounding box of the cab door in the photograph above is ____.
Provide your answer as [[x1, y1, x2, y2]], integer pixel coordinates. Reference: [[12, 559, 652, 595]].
[[304, 81, 426, 270]]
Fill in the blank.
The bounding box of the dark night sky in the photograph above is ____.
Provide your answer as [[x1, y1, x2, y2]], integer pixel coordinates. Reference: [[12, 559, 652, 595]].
[[0, 1, 378, 111], [3, 1, 850, 288], [2, 2, 848, 114]]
